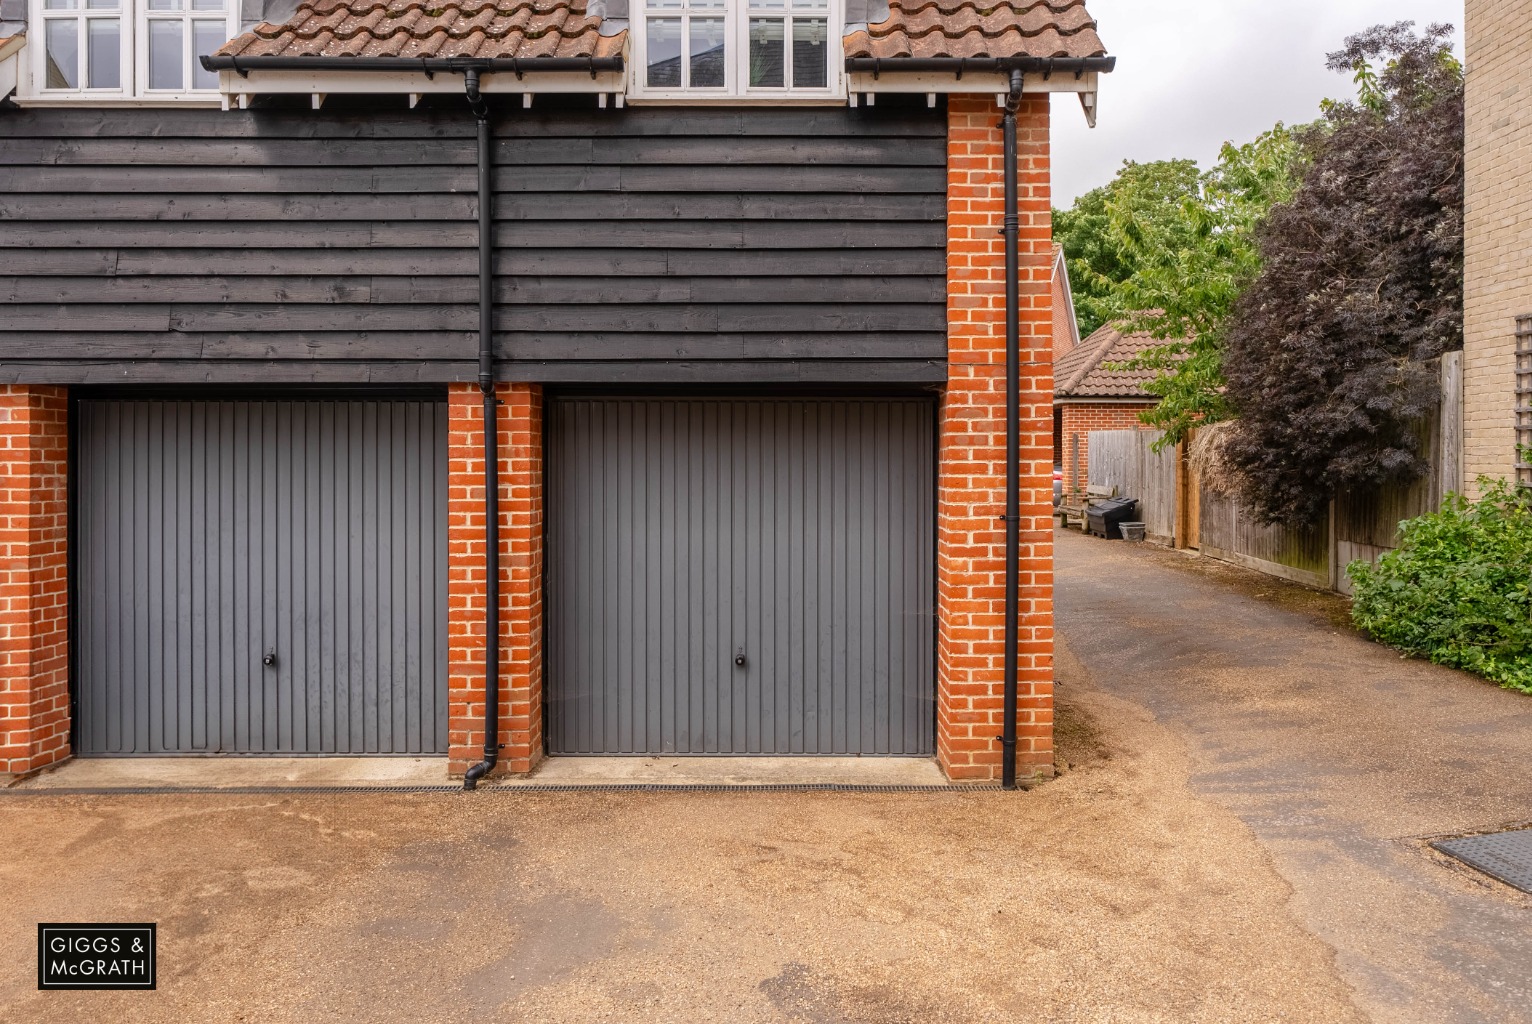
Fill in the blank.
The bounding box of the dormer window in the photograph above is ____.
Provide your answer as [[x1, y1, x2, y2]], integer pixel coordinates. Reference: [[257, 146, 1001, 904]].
[[30, 0, 234, 100], [635, 0, 840, 100]]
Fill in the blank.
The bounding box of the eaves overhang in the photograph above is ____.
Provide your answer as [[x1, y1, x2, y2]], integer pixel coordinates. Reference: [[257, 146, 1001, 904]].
[[0, 32, 24, 101], [199, 53, 627, 109], [843, 55, 1115, 125]]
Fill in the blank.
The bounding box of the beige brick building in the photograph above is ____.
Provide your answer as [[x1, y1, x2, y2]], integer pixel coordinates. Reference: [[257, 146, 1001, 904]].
[[1465, 0, 1532, 490]]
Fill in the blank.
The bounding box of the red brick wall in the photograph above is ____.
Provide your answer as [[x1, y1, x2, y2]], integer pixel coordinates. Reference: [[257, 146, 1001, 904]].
[[448, 383, 544, 777], [938, 95, 1054, 783], [0, 386, 70, 778], [1058, 402, 1156, 499]]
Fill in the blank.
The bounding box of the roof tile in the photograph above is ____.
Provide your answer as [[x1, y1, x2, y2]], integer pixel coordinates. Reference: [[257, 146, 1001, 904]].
[[217, 0, 625, 62], [846, 0, 1105, 61], [1054, 320, 1173, 400]]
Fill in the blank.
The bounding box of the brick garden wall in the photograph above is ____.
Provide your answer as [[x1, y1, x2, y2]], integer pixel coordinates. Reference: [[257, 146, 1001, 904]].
[[1464, 0, 1532, 491], [0, 387, 70, 779], [1057, 401, 1156, 499], [938, 95, 1054, 782], [448, 383, 544, 777]]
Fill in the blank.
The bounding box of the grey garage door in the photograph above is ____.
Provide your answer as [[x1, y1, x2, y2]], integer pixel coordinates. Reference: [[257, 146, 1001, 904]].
[[75, 399, 448, 755], [546, 397, 935, 756]]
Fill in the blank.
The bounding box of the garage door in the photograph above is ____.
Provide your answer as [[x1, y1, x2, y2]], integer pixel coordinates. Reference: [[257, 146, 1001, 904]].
[[546, 397, 935, 756], [75, 399, 448, 755]]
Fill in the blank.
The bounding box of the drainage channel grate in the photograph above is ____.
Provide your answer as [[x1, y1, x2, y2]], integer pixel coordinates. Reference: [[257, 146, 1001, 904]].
[[1, 783, 1004, 797], [1433, 828, 1532, 894]]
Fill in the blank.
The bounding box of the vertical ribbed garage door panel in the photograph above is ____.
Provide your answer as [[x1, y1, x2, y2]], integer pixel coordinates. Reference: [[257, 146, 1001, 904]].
[[76, 399, 448, 755], [547, 397, 934, 756]]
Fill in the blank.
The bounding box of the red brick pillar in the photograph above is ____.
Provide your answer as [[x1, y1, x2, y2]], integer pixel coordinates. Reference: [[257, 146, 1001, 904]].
[[0, 386, 71, 779], [938, 95, 1055, 782], [448, 383, 544, 777]]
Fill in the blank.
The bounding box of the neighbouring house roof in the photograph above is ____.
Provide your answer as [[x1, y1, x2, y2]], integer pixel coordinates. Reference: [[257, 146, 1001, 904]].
[[217, 0, 625, 61], [1051, 244, 1080, 362], [844, 0, 1106, 61], [220, 0, 1102, 64], [1054, 320, 1169, 401]]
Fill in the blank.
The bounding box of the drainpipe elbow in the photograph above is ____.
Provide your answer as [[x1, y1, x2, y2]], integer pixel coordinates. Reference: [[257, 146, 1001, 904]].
[[463, 756, 495, 791], [1004, 68, 1024, 114], [464, 67, 490, 122]]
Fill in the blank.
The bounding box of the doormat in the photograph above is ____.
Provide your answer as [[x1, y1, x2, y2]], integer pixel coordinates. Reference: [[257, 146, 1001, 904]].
[[1433, 828, 1532, 894]]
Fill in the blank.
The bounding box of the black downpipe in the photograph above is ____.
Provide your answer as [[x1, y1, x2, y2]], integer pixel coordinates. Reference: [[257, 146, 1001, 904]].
[[462, 69, 499, 791], [1001, 69, 1024, 791]]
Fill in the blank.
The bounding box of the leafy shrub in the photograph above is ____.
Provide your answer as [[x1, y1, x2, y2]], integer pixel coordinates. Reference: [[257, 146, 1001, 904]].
[[1348, 481, 1532, 693]]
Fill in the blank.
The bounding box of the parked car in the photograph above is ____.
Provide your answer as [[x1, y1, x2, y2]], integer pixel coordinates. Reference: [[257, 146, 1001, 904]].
[[1054, 466, 1064, 505]]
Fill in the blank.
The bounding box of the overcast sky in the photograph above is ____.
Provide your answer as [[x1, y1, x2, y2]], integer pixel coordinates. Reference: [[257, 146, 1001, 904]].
[[1051, 0, 1466, 206]]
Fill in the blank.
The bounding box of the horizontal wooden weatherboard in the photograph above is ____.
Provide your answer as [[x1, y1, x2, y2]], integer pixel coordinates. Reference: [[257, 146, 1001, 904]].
[[0, 247, 946, 279], [1, 137, 945, 169], [0, 164, 945, 196], [0, 360, 947, 385], [0, 333, 945, 362], [4, 302, 945, 335], [0, 103, 947, 383], [0, 274, 945, 306], [2, 219, 944, 250], [0, 191, 945, 224], [1, 107, 947, 142]]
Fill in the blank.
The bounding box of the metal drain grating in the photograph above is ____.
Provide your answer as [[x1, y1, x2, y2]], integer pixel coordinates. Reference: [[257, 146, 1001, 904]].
[[1433, 828, 1532, 894]]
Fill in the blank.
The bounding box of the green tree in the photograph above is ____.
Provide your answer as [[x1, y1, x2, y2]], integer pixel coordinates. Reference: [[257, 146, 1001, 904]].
[[1221, 23, 1464, 525], [1052, 159, 1200, 338], [1105, 125, 1308, 446]]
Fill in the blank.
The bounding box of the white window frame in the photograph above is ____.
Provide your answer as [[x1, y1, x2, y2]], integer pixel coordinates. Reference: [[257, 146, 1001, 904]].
[[26, 0, 236, 103], [629, 0, 844, 103]]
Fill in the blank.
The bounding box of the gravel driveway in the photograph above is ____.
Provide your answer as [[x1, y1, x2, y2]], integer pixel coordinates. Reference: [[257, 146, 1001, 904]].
[[1, 530, 1525, 1023]]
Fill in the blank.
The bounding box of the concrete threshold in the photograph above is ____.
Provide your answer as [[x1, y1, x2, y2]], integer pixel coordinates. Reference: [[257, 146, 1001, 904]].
[[10, 755, 954, 792], [504, 756, 951, 788], [14, 757, 450, 790]]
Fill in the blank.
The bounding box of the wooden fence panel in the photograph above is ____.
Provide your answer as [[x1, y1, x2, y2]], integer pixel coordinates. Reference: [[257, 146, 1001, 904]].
[[1087, 430, 1178, 544]]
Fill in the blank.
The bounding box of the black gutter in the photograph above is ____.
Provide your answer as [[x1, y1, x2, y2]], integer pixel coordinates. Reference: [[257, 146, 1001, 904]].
[[461, 68, 499, 791], [200, 55, 625, 76], [844, 56, 1115, 77], [1000, 69, 1023, 791]]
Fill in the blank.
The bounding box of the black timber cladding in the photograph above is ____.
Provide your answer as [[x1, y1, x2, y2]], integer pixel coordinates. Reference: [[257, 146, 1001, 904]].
[[0, 103, 949, 384]]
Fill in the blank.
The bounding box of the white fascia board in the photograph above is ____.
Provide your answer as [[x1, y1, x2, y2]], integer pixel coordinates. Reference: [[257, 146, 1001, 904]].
[[218, 68, 626, 98], [847, 69, 1098, 95], [848, 68, 1100, 126], [0, 33, 23, 99], [0, 52, 16, 101]]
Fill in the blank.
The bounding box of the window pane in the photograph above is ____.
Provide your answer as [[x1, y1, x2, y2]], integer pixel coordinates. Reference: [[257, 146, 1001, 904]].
[[87, 18, 120, 89], [689, 17, 725, 88], [191, 0, 226, 9], [791, 0, 828, 8], [147, 0, 181, 9], [149, 20, 185, 90], [749, 18, 785, 88], [647, 0, 682, 9], [752, 0, 787, 8], [193, 20, 225, 88], [646, 18, 682, 89], [792, 17, 827, 89], [43, 0, 79, 10], [691, 0, 725, 7], [45, 20, 79, 89], [86, 0, 119, 9]]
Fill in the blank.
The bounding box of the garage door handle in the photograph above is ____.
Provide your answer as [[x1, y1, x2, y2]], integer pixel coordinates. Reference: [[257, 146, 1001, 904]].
[[734, 651, 747, 668], [262, 649, 278, 668]]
